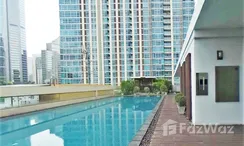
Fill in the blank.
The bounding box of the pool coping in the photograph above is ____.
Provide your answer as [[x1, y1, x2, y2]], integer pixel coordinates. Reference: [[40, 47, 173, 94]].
[[0, 95, 113, 118], [128, 95, 165, 146]]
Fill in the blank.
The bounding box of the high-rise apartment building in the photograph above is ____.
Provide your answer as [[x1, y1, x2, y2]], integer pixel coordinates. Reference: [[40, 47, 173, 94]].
[[0, 0, 28, 84], [59, 0, 194, 85], [30, 54, 40, 83], [35, 57, 43, 84], [27, 57, 33, 82], [41, 37, 60, 84]]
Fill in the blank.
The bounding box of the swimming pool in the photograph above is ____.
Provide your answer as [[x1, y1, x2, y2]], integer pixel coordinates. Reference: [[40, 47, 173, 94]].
[[0, 96, 161, 146]]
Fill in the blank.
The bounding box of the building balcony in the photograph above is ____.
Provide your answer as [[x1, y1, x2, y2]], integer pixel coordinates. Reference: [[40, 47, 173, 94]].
[[164, 44, 171, 48], [164, 68, 172, 72], [164, 20, 171, 24], [164, 48, 171, 52], [164, 38, 171, 42], [164, 57, 172, 60], [163, 6, 171, 11], [163, 15, 170, 18], [164, 26, 171, 30], [164, 33, 171, 36], [164, 64, 172, 67], [164, 63, 172, 66], [164, 51, 171, 55], [163, 13, 171, 18], [163, 2, 170, 6], [163, 0, 170, 6]]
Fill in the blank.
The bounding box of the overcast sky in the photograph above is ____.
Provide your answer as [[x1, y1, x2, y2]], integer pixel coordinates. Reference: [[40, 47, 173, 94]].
[[25, 0, 60, 57]]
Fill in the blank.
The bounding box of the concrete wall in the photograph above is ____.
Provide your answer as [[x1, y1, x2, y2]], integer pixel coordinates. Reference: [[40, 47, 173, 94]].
[[193, 36, 243, 124], [0, 84, 115, 97], [39, 90, 114, 102], [97, 90, 114, 96], [242, 32, 244, 123]]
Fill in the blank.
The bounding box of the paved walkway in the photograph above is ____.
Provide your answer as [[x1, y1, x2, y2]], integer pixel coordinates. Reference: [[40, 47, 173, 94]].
[[149, 95, 244, 146]]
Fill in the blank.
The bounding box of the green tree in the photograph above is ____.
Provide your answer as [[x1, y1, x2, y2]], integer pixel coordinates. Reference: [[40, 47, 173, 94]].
[[152, 78, 165, 92], [152, 78, 172, 93], [160, 84, 168, 93], [121, 80, 135, 95], [164, 80, 172, 92]]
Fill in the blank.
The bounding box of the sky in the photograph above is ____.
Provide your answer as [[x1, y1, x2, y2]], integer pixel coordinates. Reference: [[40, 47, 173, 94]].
[[25, 0, 60, 57]]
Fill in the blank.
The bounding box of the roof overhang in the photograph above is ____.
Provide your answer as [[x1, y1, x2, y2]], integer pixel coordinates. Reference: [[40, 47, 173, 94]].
[[174, 0, 244, 77]]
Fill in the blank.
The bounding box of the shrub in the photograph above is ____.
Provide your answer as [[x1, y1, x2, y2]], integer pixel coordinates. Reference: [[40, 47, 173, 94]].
[[144, 87, 150, 93], [152, 79, 164, 92], [175, 93, 184, 103], [133, 86, 140, 93], [160, 84, 168, 93], [0, 80, 7, 85], [152, 78, 172, 93], [121, 80, 135, 95], [164, 80, 172, 93], [178, 96, 186, 107]]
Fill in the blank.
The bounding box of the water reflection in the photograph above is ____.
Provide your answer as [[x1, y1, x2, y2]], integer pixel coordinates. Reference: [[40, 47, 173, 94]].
[[0, 96, 39, 109], [0, 96, 160, 146]]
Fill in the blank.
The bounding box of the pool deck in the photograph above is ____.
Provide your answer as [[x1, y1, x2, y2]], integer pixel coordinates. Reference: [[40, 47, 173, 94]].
[[149, 95, 244, 146]]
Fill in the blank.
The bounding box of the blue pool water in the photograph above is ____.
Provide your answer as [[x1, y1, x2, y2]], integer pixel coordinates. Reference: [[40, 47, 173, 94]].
[[0, 96, 161, 146]]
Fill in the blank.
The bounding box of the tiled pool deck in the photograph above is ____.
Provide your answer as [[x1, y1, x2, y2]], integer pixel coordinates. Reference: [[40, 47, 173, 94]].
[[149, 95, 244, 146]]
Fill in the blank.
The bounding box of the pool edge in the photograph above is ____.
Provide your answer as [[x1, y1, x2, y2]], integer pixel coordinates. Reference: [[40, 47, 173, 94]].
[[129, 95, 165, 146], [0, 95, 113, 118]]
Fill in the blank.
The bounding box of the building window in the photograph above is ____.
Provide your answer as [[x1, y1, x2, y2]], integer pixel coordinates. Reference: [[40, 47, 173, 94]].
[[215, 66, 239, 102], [67, 73, 73, 78]]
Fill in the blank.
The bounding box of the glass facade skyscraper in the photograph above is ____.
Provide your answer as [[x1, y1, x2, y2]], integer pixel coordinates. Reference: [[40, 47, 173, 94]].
[[59, 0, 194, 85], [0, 0, 28, 84]]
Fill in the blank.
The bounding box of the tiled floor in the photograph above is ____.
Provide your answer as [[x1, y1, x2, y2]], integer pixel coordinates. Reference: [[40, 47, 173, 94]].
[[149, 95, 244, 146]]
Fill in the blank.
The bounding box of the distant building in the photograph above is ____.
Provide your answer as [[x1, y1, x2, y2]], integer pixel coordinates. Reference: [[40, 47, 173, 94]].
[[31, 54, 41, 83], [0, 0, 28, 84], [35, 57, 42, 84], [27, 57, 33, 82], [0, 0, 8, 82], [41, 37, 60, 84], [46, 37, 60, 83]]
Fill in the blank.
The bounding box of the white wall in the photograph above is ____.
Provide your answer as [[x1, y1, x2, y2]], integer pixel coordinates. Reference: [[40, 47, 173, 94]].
[[193, 37, 243, 124], [242, 34, 244, 123]]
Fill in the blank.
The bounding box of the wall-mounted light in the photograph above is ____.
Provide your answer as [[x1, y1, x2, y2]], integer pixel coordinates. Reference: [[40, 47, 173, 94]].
[[217, 50, 223, 60]]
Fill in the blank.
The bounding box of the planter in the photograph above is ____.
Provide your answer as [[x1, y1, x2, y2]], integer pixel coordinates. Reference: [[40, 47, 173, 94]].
[[177, 104, 185, 115]]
